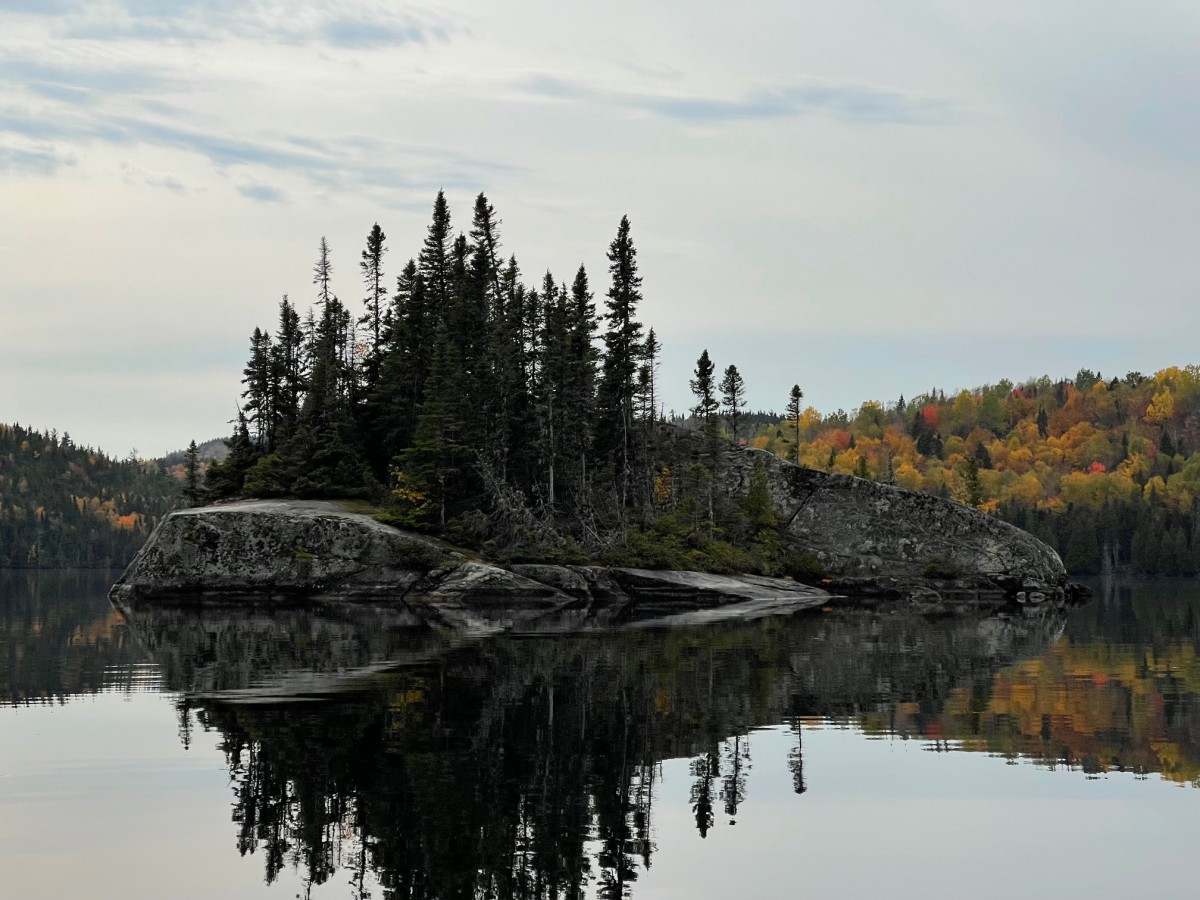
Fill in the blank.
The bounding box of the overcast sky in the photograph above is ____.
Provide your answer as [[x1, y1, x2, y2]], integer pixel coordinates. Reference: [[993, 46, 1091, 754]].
[[2, 0, 1198, 457]]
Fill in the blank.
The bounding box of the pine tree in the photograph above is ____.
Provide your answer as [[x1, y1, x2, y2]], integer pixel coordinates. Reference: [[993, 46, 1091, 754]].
[[642, 329, 660, 422], [564, 264, 598, 495], [536, 274, 571, 506], [183, 440, 202, 506], [241, 327, 274, 448], [313, 236, 333, 306], [359, 223, 387, 387], [855, 454, 870, 480], [400, 321, 469, 526], [961, 457, 984, 507], [786, 385, 804, 466], [271, 296, 304, 448], [720, 364, 746, 444], [690, 349, 720, 436], [596, 216, 645, 505], [418, 190, 453, 325], [742, 455, 777, 532]]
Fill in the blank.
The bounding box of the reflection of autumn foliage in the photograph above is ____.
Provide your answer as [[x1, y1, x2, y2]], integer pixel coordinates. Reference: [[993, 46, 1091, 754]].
[[0, 572, 143, 704], [856, 593, 1200, 786]]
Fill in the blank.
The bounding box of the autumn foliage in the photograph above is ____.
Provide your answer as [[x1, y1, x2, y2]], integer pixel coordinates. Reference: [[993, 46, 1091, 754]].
[[758, 366, 1200, 575], [0, 424, 179, 567]]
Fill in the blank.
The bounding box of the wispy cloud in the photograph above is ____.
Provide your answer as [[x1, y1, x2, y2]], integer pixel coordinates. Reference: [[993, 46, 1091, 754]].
[[0, 58, 181, 105], [0, 103, 524, 199], [119, 160, 196, 193], [0, 144, 75, 176], [521, 75, 954, 126], [21, 0, 459, 48], [236, 181, 286, 203], [322, 17, 436, 49]]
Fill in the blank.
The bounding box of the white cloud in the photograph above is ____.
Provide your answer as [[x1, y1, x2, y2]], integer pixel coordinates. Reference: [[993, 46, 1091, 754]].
[[1, 0, 1198, 452]]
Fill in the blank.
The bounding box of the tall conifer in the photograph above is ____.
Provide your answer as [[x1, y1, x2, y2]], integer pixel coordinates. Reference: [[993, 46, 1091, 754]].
[[597, 216, 644, 504]]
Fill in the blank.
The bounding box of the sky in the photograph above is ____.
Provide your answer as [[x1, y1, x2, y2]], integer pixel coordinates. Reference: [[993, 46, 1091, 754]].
[[2, 0, 1198, 457]]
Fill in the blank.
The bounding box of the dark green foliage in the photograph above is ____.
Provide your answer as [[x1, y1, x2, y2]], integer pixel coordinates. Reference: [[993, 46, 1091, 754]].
[[203, 193, 835, 579], [742, 456, 777, 532], [690, 349, 719, 435], [359, 222, 387, 388], [997, 494, 1200, 578], [786, 385, 803, 466], [182, 440, 202, 506], [854, 455, 870, 480], [721, 364, 746, 444], [596, 215, 644, 504], [922, 557, 963, 579], [961, 457, 983, 507]]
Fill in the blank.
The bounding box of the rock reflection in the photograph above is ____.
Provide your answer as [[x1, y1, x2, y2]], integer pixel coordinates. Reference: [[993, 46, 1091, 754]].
[[122, 602, 1074, 897]]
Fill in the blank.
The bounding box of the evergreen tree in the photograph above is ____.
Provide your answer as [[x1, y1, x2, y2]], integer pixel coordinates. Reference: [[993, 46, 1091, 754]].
[[742, 455, 777, 532], [720, 364, 746, 444], [690, 349, 720, 437], [786, 385, 803, 466], [359, 223, 387, 387], [855, 454, 871, 480], [596, 216, 644, 505], [313, 236, 334, 306], [419, 191, 453, 325], [271, 296, 304, 448], [564, 264, 598, 494], [399, 322, 469, 527], [961, 457, 984, 508], [183, 440, 202, 506], [642, 328, 660, 423], [241, 327, 274, 448]]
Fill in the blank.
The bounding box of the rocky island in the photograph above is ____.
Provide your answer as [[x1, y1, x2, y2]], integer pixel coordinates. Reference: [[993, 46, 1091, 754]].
[[110, 449, 1080, 630]]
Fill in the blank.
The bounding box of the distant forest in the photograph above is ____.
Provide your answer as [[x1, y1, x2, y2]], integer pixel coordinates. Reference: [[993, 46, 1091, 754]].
[[202, 190, 1200, 578], [0, 423, 179, 568]]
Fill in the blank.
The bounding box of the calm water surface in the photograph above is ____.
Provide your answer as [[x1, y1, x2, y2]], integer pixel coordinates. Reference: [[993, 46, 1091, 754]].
[[2, 571, 1198, 899]]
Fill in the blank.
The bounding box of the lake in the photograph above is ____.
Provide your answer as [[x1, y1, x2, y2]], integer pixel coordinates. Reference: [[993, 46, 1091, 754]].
[[1, 571, 1198, 899]]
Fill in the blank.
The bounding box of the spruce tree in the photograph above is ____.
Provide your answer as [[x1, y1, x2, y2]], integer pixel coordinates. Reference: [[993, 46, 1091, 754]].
[[183, 440, 202, 506], [786, 385, 804, 466], [400, 321, 469, 526], [241, 327, 274, 448], [565, 264, 598, 493], [596, 216, 644, 504], [720, 364, 746, 443], [690, 349, 720, 436], [418, 191, 453, 325], [641, 329, 660, 423], [271, 296, 304, 448], [359, 223, 387, 387], [313, 236, 333, 306]]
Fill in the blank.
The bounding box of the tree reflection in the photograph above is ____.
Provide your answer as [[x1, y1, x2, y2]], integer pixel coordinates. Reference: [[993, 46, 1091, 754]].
[[122, 602, 1080, 897]]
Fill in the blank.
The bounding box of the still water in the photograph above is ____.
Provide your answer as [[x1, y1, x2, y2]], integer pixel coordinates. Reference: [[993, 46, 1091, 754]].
[[1, 571, 1198, 899]]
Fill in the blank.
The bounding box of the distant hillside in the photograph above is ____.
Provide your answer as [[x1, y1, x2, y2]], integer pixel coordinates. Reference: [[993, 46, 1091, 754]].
[[160, 437, 230, 467], [753, 366, 1200, 576], [0, 423, 180, 568]]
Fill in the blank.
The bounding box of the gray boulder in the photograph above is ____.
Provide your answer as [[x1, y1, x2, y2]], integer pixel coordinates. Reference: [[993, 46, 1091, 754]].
[[724, 448, 1071, 600], [110, 500, 835, 630]]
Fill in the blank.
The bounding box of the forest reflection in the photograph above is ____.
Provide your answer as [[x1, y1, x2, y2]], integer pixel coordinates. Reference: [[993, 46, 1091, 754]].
[[9, 572, 1200, 898], [139, 602, 1067, 898]]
